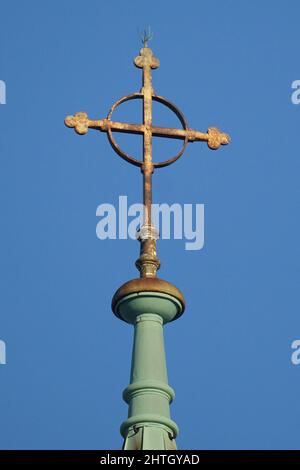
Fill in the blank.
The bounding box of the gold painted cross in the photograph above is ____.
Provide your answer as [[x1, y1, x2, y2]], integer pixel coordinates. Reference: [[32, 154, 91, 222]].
[[65, 47, 230, 278]]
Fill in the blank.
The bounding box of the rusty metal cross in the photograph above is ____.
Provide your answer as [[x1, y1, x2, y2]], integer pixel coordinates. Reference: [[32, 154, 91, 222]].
[[65, 47, 230, 278]]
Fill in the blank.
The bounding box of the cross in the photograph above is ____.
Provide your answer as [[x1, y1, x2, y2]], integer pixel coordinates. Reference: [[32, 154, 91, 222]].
[[65, 47, 230, 278]]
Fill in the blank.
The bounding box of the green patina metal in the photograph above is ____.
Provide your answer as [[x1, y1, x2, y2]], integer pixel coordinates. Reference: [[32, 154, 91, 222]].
[[114, 292, 183, 449], [116, 294, 183, 450]]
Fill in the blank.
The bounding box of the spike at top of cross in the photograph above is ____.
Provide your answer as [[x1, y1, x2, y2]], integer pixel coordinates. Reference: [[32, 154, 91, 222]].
[[65, 46, 231, 278], [141, 26, 153, 48]]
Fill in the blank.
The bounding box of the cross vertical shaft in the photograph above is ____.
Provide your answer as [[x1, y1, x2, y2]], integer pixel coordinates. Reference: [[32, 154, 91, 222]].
[[135, 47, 161, 278], [142, 58, 153, 226]]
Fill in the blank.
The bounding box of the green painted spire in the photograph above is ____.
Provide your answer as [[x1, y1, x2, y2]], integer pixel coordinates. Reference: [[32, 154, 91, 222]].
[[113, 288, 184, 450]]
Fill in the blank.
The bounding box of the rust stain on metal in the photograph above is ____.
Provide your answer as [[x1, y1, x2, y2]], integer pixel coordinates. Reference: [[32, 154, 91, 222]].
[[65, 46, 231, 280], [111, 277, 186, 319]]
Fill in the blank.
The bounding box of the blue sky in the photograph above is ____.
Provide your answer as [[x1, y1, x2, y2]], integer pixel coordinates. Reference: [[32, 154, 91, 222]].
[[1, 0, 299, 449]]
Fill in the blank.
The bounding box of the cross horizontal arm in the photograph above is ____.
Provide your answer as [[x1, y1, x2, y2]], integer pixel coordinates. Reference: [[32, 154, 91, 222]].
[[149, 126, 230, 149], [64, 113, 142, 135], [65, 112, 230, 150]]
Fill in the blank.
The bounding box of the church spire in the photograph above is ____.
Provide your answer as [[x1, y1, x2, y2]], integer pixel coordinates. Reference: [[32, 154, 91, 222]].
[[65, 43, 230, 450]]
